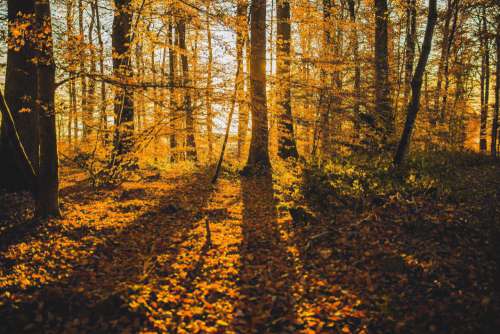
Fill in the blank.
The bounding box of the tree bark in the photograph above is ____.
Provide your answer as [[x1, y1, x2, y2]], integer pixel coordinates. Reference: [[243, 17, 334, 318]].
[[237, 0, 249, 163], [403, 0, 417, 107], [79, 0, 90, 138], [168, 20, 178, 163], [276, 0, 299, 159], [244, 0, 271, 172], [206, 1, 214, 162], [34, 0, 61, 218], [492, 14, 500, 157], [374, 0, 394, 145], [347, 0, 361, 139], [111, 0, 134, 161], [480, 8, 489, 152], [394, 0, 438, 165], [0, 0, 38, 192], [178, 19, 197, 162]]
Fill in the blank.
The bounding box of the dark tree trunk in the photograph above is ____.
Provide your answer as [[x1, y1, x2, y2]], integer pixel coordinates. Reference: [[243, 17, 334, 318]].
[[111, 0, 134, 161], [177, 19, 197, 162], [168, 20, 178, 163], [374, 0, 394, 144], [403, 0, 417, 106], [244, 0, 271, 172], [34, 0, 60, 218], [394, 0, 438, 165], [492, 14, 500, 157], [480, 8, 489, 152], [276, 0, 298, 159], [347, 0, 361, 138], [0, 0, 38, 192], [206, 2, 214, 162]]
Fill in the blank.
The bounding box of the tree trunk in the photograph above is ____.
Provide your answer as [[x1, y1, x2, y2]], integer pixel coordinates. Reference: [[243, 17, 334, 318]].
[[374, 0, 394, 144], [318, 0, 332, 159], [34, 0, 61, 218], [403, 0, 417, 107], [276, 0, 298, 159], [237, 0, 249, 163], [206, 2, 214, 162], [347, 0, 361, 139], [0, 0, 38, 192], [178, 19, 197, 162], [492, 14, 500, 157], [94, 0, 107, 138], [111, 0, 134, 161], [244, 0, 271, 172], [168, 20, 178, 163], [480, 8, 489, 152], [394, 0, 437, 165], [79, 0, 90, 138]]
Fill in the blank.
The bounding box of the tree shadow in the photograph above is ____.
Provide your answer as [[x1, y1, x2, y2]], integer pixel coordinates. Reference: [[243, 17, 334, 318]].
[[234, 173, 298, 333], [0, 170, 213, 333]]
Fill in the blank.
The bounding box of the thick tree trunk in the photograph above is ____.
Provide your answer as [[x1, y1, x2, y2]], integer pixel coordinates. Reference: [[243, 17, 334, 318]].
[[0, 0, 38, 192], [276, 0, 298, 159], [394, 0, 437, 165], [318, 0, 332, 159], [34, 0, 61, 218], [374, 0, 394, 145], [178, 19, 197, 162], [244, 0, 271, 172], [111, 0, 134, 160], [492, 14, 500, 157]]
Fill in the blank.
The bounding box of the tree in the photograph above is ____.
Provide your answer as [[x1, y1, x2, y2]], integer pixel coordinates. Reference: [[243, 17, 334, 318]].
[[34, 0, 61, 218], [111, 0, 134, 163], [374, 0, 394, 145], [394, 0, 438, 165], [0, 0, 38, 192], [276, 0, 299, 159], [244, 0, 271, 173], [479, 7, 490, 152], [492, 13, 500, 157], [178, 18, 197, 162]]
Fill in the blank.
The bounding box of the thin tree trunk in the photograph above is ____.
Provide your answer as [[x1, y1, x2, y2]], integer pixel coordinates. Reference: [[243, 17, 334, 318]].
[[168, 20, 178, 163], [492, 14, 500, 157], [34, 0, 61, 218], [206, 1, 214, 162], [79, 0, 90, 138], [244, 0, 271, 172], [394, 0, 438, 165], [237, 0, 249, 163], [347, 0, 361, 139], [94, 0, 107, 138], [403, 0, 417, 107], [276, 0, 298, 159], [480, 8, 489, 152]]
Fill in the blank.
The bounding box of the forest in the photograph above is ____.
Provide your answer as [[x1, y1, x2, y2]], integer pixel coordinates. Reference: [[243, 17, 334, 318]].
[[0, 0, 499, 332]]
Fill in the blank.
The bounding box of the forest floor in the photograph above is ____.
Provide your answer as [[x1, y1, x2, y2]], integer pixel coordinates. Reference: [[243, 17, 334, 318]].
[[1, 153, 500, 334]]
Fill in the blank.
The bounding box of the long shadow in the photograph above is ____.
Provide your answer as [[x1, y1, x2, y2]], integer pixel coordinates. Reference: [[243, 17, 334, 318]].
[[0, 170, 213, 333], [234, 173, 298, 333], [293, 165, 500, 334]]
